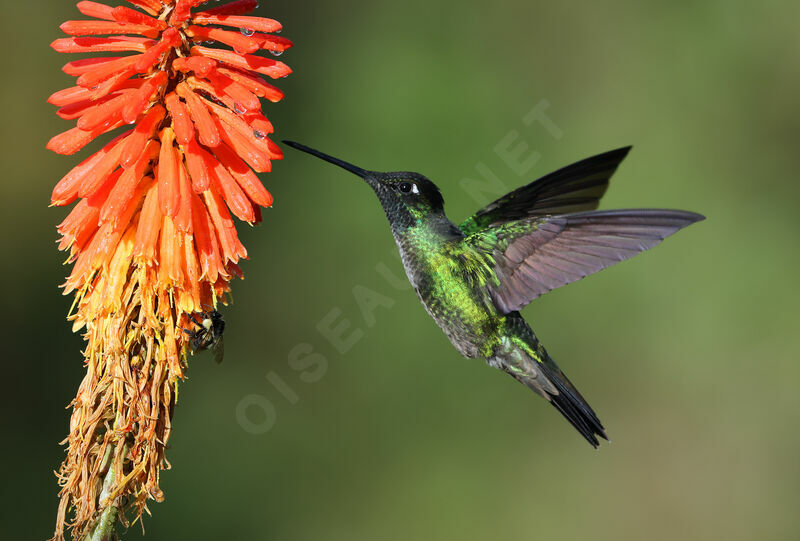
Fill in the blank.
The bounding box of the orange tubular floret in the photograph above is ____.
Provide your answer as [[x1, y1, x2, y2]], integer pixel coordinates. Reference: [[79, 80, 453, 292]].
[[125, 0, 161, 16], [213, 142, 273, 207], [176, 83, 220, 147], [49, 85, 95, 107], [157, 128, 180, 217], [101, 140, 159, 226], [77, 56, 139, 88], [173, 56, 216, 77], [111, 6, 166, 29], [165, 93, 194, 145], [205, 71, 261, 112], [51, 133, 127, 206], [183, 140, 212, 193], [169, 0, 195, 26], [133, 181, 161, 261], [123, 71, 167, 123], [195, 0, 258, 17], [174, 158, 194, 233], [63, 56, 124, 76], [202, 188, 247, 264], [78, 132, 130, 197], [159, 216, 184, 285], [214, 67, 284, 102], [208, 100, 281, 159], [76, 92, 129, 131], [91, 68, 141, 101], [190, 192, 220, 282], [191, 14, 282, 34], [51, 36, 155, 53], [243, 111, 275, 136], [185, 25, 260, 55], [255, 34, 293, 54], [60, 20, 159, 38], [76, 1, 115, 20], [47, 121, 123, 155], [121, 104, 165, 167], [207, 152, 255, 222], [190, 46, 291, 79], [134, 27, 180, 72]]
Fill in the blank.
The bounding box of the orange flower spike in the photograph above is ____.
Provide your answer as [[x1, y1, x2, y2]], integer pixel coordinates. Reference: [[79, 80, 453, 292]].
[[157, 127, 180, 217], [48, 1, 289, 537]]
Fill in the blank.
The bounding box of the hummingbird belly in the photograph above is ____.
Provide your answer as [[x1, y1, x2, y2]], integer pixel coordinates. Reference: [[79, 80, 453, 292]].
[[408, 251, 500, 359]]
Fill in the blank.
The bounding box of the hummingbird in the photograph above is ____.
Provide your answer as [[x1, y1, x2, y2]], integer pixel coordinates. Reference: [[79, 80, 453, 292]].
[[284, 141, 703, 447]]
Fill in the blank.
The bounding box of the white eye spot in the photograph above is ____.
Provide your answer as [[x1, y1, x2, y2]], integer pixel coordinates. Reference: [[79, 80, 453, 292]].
[[398, 181, 419, 194]]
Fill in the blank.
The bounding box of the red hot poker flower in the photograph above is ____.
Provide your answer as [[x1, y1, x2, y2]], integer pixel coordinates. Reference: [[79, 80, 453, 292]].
[[48, 1, 291, 539]]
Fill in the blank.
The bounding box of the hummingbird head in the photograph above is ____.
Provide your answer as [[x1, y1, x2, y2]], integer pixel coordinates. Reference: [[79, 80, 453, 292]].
[[283, 141, 446, 232]]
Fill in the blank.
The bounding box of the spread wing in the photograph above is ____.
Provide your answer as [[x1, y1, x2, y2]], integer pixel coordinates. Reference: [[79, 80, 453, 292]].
[[459, 146, 631, 235], [467, 209, 704, 313]]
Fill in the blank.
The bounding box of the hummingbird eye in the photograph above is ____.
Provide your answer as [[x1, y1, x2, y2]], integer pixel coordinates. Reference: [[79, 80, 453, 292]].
[[398, 181, 419, 195]]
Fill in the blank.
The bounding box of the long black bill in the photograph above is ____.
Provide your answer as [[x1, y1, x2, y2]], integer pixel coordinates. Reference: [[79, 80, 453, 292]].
[[283, 141, 371, 178]]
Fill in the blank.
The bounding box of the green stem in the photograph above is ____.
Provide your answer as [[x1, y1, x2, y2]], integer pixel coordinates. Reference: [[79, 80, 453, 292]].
[[84, 443, 128, 541]]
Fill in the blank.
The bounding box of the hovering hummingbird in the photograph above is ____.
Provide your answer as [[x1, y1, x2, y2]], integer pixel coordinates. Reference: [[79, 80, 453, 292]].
[[285, 141, 703, 447]]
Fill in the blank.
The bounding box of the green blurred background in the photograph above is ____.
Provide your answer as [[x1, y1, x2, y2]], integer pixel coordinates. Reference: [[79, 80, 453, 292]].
[[2, 1, 799, 540]]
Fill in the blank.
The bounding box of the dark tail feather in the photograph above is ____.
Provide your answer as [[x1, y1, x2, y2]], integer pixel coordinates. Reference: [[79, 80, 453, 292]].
[[496, 316, 608, 447], [536, 362, 608, 448]]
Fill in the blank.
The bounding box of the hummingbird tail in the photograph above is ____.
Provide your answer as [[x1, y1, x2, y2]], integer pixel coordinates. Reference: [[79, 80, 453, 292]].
[[492, 321, 607, 447]]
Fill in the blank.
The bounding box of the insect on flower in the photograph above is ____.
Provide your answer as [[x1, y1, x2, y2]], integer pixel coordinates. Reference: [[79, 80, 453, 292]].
[[183, 309, 226, 363], [47, 1, 292, 539]]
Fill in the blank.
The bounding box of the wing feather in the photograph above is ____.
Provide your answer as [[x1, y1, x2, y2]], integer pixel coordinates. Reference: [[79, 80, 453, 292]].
[[466, 209, 704, 313], [459, 147, 632, 234]]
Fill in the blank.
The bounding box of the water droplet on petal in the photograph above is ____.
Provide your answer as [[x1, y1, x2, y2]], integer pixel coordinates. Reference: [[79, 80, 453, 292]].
[[233, 103, 245, 114], [240, 28, 254, 37], [269, 50, 284, 57], [253, 130, 267, 140]]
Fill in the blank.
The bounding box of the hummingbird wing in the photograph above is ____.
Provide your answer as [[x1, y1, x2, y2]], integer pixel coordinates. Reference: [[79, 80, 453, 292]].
[[466, 209, 704, 313], [458, 147, 631, 235]]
